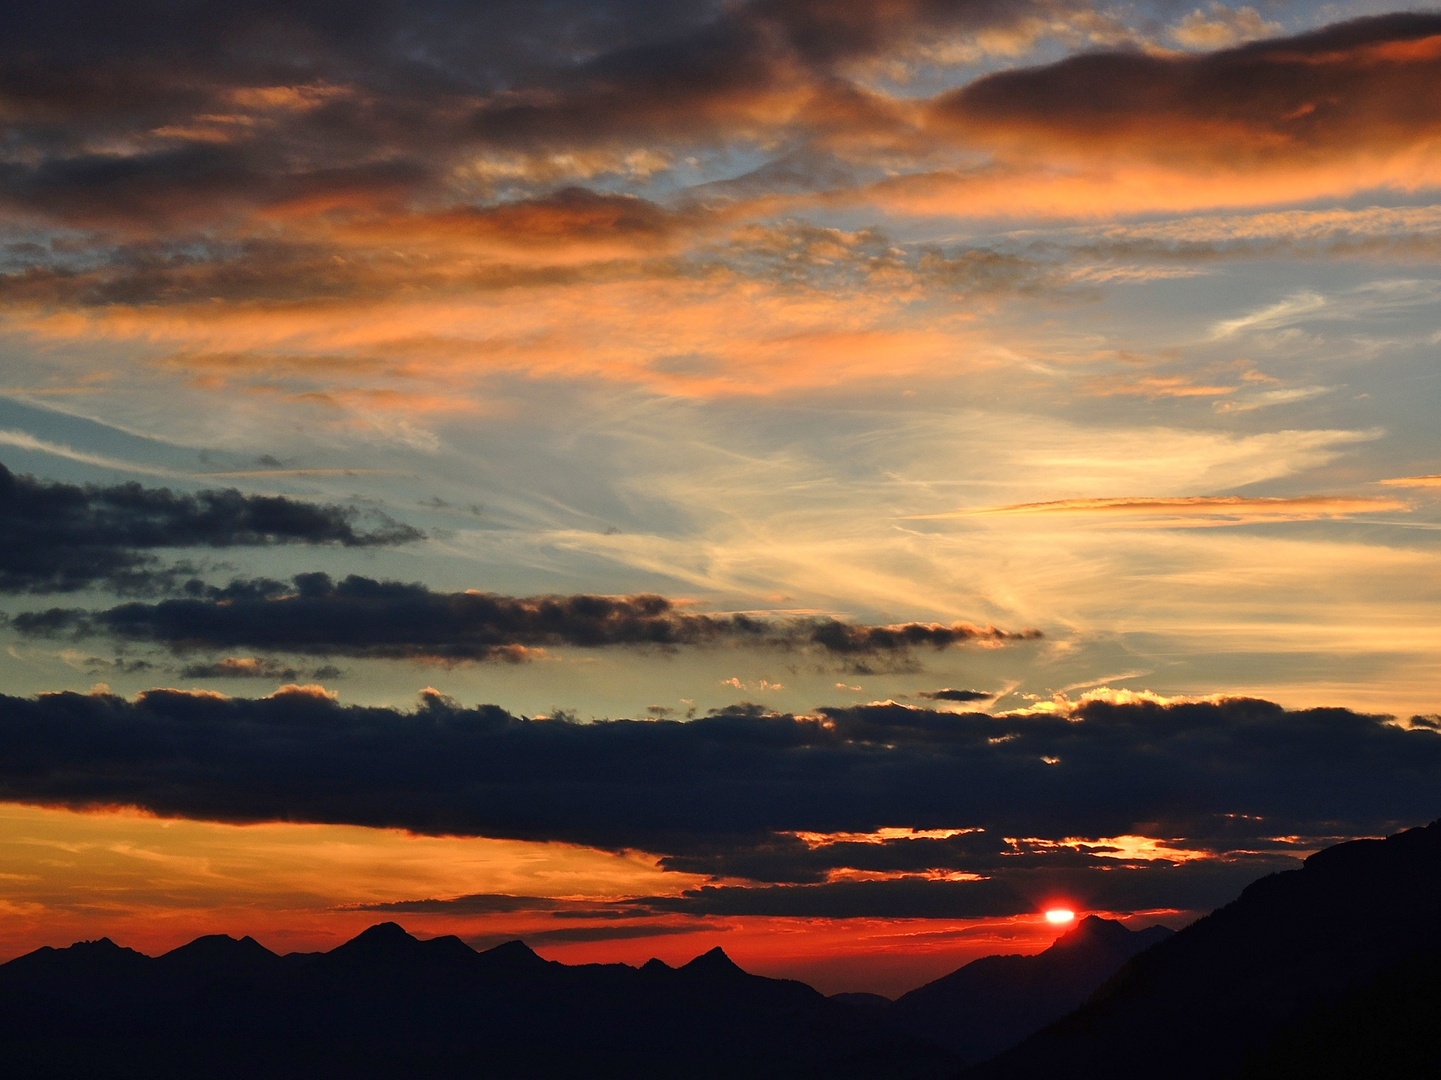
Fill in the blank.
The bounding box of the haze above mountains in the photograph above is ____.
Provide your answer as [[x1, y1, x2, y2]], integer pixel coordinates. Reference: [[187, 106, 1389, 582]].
[[4, 820, 1439, 1079]]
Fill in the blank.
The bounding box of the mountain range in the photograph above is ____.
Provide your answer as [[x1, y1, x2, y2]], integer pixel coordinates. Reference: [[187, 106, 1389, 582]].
[[2, 819, 1439, 1078], [0, 921, 951, 1079], [0, 914, 1167, 1078]]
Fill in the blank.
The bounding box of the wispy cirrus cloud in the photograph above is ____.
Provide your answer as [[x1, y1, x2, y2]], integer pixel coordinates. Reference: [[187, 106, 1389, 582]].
[[913, 494, 1412, 528]]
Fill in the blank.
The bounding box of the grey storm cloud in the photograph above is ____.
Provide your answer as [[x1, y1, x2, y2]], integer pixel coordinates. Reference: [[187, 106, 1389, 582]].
[[0, 688, 1435, 918], [12, 572, 1037, 662], [0, 463, 421, 594]]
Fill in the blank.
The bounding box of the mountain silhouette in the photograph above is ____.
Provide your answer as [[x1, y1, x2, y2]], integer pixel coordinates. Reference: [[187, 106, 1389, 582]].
[[0, 924, 956, 1080], [888, 916, 1171, 1063], [966, 818, 1441, 1080], [1240, 945, 1441, 1079]]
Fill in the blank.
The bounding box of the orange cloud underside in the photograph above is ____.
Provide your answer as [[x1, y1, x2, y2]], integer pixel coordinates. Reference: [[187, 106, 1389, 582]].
[[0, 802, 1185, 996], [0, 802, 694, 959], [8, 272, 988, 402], [858, 151, 1441, 221]]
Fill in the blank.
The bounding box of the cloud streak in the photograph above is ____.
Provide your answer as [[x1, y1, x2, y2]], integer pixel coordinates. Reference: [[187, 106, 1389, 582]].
[[1378, 474, 1441, 488], [915, 495, 1411, 527]]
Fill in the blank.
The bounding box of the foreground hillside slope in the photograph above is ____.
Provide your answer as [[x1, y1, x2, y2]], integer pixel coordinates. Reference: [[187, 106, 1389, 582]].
[[1240, 945, 1441, 1079], [968, 819, 1441, 1080]]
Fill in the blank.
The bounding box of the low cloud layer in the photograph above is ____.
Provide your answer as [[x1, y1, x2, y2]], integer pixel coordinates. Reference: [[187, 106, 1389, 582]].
[[11, 572, 1036, 662], [0, 463, 421, 593], [0, 688, 1434, 916]]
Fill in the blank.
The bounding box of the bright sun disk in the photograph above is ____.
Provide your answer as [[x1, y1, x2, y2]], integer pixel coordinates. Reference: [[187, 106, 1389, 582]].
[[1045, 908, 1076, 924]]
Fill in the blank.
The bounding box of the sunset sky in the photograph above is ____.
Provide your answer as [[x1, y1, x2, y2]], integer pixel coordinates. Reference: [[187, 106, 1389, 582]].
[[2, 0, 1440, 996]]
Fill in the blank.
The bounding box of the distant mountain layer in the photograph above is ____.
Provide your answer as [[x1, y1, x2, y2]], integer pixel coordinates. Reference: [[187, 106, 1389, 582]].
[[0, 923, 957, 1080], [968, 819, 1441, 1080], [888, 915, 1172, 1062]]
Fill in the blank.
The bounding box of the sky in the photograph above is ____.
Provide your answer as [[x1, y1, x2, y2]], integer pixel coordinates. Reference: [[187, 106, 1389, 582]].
[[1, 0, 1440, 996]]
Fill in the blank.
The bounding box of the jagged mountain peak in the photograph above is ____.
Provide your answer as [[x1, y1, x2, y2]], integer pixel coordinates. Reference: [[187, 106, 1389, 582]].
[[163, 933, 275, 958], [477, 938, 548, 968], [1052, 915, 1167, 951], [681, 946, 743, 975]]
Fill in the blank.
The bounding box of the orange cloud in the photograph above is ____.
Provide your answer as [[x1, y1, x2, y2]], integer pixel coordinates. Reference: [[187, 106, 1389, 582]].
[[932, 15, 1441, 166], [1378, 474, 1441, 488], [832, 14, 1441, 219], [8, 250, 1010, 404]]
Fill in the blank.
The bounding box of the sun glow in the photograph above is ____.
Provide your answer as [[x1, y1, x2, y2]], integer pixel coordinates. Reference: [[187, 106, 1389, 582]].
[[1045, 909, 1076, 924]]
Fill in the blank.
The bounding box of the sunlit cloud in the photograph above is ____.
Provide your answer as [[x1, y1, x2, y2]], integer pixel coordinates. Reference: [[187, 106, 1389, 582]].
[[1168, 5, 1281, 50], [1378, 474, 1441, 488]]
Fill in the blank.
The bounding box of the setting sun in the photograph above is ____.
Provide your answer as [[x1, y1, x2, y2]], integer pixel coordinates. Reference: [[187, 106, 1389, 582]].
[[1045, 909, 1077, 925]]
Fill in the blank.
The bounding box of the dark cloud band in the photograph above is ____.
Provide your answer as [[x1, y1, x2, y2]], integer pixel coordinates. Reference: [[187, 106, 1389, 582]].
[[0, 690, 1433, 903], [0, 464, 421, 594], [0, 0, 1060, 230], [11, 572, 1036, 662]]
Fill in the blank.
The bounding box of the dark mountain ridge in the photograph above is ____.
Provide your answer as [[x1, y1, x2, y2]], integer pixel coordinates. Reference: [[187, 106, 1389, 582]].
[[0, 912, 1176, 1079], [889, 915, 1172, 1062], [0, 923, 956, 1080], [968, 818, 1441, 1080]]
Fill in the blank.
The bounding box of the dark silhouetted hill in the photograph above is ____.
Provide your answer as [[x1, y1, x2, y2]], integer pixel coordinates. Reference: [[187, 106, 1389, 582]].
[[1239, 946, 1441, 1080], [967, 819, 1441, 1080], [889, 916, 1171, 1062], [0, 923, 957, 1080]]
